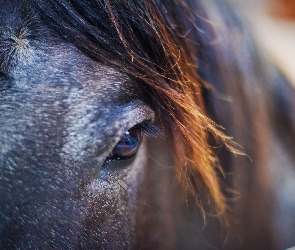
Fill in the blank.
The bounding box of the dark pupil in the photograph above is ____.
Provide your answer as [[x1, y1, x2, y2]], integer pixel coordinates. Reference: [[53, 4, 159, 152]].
[[108, 127, 142, 160]]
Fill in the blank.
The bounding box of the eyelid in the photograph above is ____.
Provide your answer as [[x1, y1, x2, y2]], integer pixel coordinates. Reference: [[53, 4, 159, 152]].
[[109, 102, 158, 146], [114, 101, 155, 135], [102, 102, 162, 161]]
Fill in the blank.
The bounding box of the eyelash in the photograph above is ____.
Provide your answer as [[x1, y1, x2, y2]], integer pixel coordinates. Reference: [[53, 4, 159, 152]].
[[105, 120, 162, 162]]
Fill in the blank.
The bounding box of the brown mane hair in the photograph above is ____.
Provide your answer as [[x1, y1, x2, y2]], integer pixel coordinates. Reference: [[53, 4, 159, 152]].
[[104, 0, 242, 221]]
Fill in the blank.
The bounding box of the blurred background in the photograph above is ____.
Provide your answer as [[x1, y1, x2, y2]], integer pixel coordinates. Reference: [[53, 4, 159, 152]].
[[228, 0, 295, 87]]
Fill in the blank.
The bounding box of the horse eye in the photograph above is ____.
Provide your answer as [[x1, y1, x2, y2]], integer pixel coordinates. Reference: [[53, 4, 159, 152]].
[[106, 126, 143, 161]]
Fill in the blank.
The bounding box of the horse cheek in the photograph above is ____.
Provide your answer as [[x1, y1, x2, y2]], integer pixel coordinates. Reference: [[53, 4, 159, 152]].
[[80, 139, 148, 248]]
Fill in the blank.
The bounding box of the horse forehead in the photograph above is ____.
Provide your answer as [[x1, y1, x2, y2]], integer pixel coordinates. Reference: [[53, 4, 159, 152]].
[[12, 43, 133, 99], [1, 37, 140, 117], [0, 1, 136, 100]]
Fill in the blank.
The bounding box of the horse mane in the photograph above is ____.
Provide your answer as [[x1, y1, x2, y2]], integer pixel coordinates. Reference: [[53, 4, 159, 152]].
[[31, 0, 295, 244]]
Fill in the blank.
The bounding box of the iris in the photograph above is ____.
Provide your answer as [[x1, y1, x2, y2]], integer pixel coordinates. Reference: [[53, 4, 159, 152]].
[[107, 126, 142, 160]]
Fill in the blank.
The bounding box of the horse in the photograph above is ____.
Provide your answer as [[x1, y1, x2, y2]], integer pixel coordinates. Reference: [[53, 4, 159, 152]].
[[1, 0, 295, 249]]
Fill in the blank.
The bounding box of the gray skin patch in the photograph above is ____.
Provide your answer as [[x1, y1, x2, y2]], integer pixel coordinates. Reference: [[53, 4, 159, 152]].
[[0, 4, 156, 249]]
